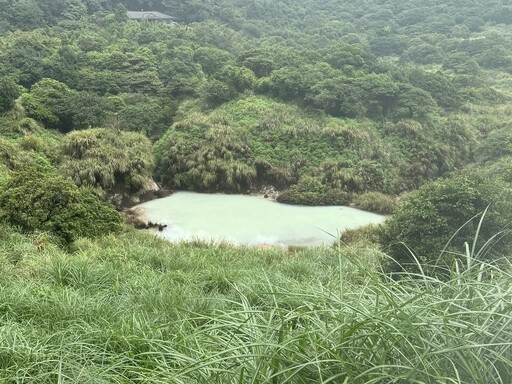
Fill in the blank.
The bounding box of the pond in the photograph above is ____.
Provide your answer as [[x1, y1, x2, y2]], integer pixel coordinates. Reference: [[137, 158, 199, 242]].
[[135, 192, 385, 247]]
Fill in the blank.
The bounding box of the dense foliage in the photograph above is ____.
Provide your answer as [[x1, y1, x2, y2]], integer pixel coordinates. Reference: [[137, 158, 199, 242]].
[[380, 173, 512, 272], [0, 169, 122, 243], [0, 229, 510, 383], [156, 97, 474, 199], [61, 128, 155, 195], [0, 0, 508, 248], [0, 1, 511, 382], [0, 0, 508, 204]]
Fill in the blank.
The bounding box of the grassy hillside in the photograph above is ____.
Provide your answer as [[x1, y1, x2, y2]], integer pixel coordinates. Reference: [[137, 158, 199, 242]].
[[0, 0, 510, 207], [156, 96, 474, 205], [0, 227, 510, 383], [0, 1, 511, 382]]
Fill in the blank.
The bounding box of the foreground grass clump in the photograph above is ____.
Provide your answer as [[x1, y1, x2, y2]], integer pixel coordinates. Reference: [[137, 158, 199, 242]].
[[0, 228, 510, 383]]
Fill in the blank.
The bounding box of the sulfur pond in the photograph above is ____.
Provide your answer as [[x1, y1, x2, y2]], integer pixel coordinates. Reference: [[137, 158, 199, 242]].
[[135, 191, 385, 247]]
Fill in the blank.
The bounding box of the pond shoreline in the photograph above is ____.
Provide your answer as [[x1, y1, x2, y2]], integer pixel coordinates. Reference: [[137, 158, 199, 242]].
[[124, 191, 278, 235], [128, 192, 385, 247]]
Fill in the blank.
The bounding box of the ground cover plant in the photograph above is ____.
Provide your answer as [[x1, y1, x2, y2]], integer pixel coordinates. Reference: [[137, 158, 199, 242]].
[[0, 228, 510, 383]]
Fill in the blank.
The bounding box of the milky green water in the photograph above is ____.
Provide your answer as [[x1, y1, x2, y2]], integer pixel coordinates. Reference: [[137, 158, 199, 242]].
[[137, 192, 385, 246]]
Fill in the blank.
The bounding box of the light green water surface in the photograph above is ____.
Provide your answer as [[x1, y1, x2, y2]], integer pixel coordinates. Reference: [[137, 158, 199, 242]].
[[137, 192, 385, 246]]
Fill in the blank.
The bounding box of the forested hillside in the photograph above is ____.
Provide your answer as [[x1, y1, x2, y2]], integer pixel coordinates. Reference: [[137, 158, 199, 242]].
[[0, 1, 511, 382]]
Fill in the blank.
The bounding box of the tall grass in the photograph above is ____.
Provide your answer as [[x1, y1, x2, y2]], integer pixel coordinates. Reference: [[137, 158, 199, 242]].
[[0, 228, 510, 383]]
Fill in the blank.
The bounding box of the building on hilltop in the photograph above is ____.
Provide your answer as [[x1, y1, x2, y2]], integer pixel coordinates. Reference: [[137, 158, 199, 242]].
[[127, 11, 175, 24]]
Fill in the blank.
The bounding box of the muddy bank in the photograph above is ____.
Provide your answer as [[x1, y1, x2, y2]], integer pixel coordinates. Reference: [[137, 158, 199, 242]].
[[252, 185, 279, 201], [124, 206, 170, 231]]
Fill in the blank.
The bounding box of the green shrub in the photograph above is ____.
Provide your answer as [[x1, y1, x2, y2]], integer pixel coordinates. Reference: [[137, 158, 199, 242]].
[[339, 224, 383, 247], [353, 191, 398, 214], [380, 173, 512, 273], [277, 177, 350, 206], [475, 127, 512, 164], [0, 77, 21, 112], [155, 116, 256, 192], [0, 169, 122, 243], [60, 128, 154, 194]]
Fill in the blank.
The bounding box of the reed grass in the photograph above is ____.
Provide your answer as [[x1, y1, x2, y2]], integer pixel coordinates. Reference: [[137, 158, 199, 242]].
[[0, 228, 510, 383]]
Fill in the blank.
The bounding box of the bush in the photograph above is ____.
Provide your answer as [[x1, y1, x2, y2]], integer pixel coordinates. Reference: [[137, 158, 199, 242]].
[[353, 192, 397, 214], [380, 173, 512, 273], [60, 128, 154, 194], [0, 169, 122, 243], [277, 177, 350, 206], [155, 116, 256, 192], [475, 127, 512, 164], [339, 224, 382, 247], [0, 77, 21, 112]]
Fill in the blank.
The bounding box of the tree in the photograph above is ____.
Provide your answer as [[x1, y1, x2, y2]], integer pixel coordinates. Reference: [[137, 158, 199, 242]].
[[443, 51, 480, 74], [63, 91, 110, 130], [0, 77, 20, 112], [193, 47, 234, 76], [325, 44, 376, 72], [380, 173, 512, 274], [407, 69, 462, 109], [0, 30, 58, 87], [216, 66, 256, 93], [369, 35, 407, 56], [8, 0, 45, 30], [0, 168, 122, 243], [201, 79, 237, 106], [115, 94, 174, 139], [237, 49, 274, 77], [475, 128, 512, 164], [402, 41, 443, 64], [396, 85, 437, 119], [21, 78, 72, 130]]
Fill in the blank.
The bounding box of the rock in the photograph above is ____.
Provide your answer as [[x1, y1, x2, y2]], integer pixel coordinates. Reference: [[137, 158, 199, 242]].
[[111, 193, 123, 206], [145, 179, 160, 192]]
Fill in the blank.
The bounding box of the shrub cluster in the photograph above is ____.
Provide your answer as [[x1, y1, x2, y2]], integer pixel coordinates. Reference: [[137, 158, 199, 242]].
[[380, 173, 512, 273], [353, 191, 398, 214], [60, 128, 154, 195], [277, 177, 350, 206], [0, 168, 122, 243]]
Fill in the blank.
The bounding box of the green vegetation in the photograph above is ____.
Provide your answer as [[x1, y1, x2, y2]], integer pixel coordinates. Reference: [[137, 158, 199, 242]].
[[380, 173, 512, 273], [156, 97, 473, 201], [0, 169, 122, 243], [0, 228, 509, 382], [352, 191, 398, 214], [276, 176, 350, 206], [0, 1, 511, 382], [0, 0, 506, 205], [60, 128, 155, 198]]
